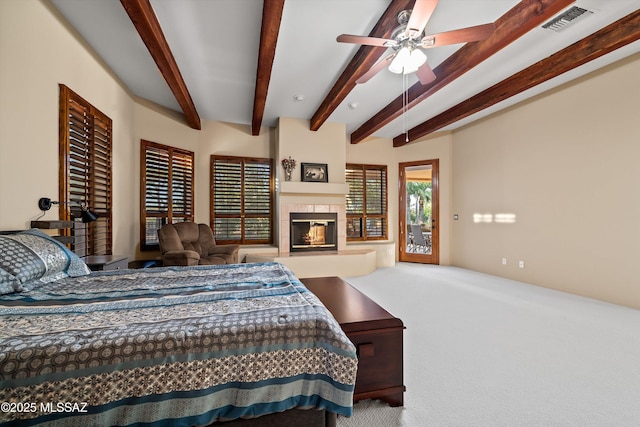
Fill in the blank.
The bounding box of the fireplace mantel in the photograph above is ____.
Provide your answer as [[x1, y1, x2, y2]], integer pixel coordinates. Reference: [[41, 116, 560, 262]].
[[279, 182, 348, 196]]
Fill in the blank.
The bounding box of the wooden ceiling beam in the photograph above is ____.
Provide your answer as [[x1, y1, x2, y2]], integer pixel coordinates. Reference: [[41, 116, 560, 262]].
[[121, 0, 201, 130], [350, 0, 575, 144], [252, 0, 285, 136], [393, 9, 640, 146], [309, 0, 414, 132]]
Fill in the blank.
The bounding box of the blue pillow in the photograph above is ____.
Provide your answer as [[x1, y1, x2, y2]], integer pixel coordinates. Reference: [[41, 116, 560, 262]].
[[0, 268, 17, 295], [0, 229, 90, 292]]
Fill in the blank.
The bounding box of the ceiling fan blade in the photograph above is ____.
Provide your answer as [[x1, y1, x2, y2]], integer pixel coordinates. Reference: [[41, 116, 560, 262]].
[[421, 23, 495, 48], [405, 0, 439, 38], [337, 34, 396, 47], [416, 62, 436, 85], [356, 54, 395, 84]]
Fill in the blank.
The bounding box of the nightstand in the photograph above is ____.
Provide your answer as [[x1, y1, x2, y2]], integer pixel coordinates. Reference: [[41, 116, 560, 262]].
[[84, 255, 128, 271]]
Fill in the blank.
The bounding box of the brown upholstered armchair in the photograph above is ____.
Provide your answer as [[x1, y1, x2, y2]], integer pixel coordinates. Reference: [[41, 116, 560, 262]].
[[157, 222, 239, 266]]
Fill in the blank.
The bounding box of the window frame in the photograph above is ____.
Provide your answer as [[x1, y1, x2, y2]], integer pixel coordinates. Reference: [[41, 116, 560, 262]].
[[140, 140, 194, 251], [210, 155, 274, 245], [59, 84, 113, 256], [345, 163, 388, 241]]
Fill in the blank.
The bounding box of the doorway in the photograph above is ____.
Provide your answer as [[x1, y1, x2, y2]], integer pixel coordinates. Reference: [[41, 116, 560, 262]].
[[399, 159, 439, 264]]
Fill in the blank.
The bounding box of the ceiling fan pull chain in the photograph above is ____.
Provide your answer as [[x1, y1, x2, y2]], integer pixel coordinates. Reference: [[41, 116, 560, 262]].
[[403, 72, 409, 142], [400, 72, 403, 138]]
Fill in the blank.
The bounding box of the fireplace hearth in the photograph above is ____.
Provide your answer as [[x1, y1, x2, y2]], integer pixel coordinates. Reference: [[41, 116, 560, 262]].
[[290, 212, 337, 252]]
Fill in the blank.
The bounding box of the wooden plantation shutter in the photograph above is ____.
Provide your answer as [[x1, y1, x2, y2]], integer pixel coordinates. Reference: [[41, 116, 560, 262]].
[[345, 164, 388, 241], [59, 84, 112, 256], [211, 155, 273, 245], [140, 140, 194, 250], [345, 166, 365, 239], [365, 167, 387, 238], [212, 158, 242, 241], [143, 144, 170, 244], [171, 148, 194, 223]]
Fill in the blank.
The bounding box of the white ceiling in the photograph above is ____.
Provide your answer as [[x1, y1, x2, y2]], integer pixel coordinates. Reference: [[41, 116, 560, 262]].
[[50, 0, 640, 140]]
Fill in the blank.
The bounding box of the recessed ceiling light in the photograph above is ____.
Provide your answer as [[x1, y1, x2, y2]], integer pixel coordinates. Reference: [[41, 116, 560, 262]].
[[293, 95, 304, 101], [348, 102, 359, 109]]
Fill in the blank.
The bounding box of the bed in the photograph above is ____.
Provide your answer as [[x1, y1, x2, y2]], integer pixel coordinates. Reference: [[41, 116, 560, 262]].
[[0, 229, 357, 426]]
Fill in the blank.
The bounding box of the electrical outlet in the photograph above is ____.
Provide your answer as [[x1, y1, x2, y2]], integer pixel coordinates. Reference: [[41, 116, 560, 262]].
[[519, 260, 525, 268], [501, 257, 507, 265]]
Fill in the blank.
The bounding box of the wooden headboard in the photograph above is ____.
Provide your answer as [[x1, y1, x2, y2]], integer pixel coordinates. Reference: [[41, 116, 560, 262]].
[[0, 230, 23, 235]]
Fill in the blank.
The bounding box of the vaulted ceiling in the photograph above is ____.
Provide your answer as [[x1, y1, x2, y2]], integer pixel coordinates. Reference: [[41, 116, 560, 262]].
[[50, 0, 640, 146]]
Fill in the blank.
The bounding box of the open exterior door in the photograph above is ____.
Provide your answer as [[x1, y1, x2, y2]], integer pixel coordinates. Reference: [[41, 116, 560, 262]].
[[399, 159, 439, 264]]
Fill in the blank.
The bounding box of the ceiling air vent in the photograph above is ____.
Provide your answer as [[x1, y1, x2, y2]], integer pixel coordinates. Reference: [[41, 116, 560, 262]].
[[542, 6, 593, 32]]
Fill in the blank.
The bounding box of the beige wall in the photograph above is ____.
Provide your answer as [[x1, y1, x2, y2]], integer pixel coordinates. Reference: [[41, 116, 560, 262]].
[[0, 0, 137, 258], [2, 1, 638, 309], [0, 1, 274, 261], [132, 104, 272, 259], [396, 133, 453, 265], [451, 53, 640, 309], [346, 133, 453, 265], [277, 117, 346, 185]]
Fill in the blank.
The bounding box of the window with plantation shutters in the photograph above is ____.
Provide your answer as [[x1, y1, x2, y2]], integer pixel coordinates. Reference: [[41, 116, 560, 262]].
[[140, 140, 194, 250], [211, 156, 273, 245], [345, 164, 387, 241], [59, 84, 112, 257]]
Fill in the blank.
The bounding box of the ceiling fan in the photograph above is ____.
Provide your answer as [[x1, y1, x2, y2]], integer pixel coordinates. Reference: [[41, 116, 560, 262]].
[[337, 0, 495, 85]]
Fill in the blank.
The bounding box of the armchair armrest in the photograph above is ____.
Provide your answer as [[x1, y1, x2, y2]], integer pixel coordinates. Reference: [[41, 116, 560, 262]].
[[208, 245, 240, 256], [162, 250, 200, 266], [207, 245, 240, 264]]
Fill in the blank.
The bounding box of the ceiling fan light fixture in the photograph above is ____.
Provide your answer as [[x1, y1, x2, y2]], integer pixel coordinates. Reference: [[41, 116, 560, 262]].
[[408, 48, 427, 71], [389, 46, 426, 75], [388, 47, 411, 74], [337, 1, 495, 84]]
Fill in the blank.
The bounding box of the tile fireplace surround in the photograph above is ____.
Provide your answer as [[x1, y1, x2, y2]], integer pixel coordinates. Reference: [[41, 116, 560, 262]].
[[290, 212, 338, 252], [245, 202, 376, 277], [244, 179, 378, 277], [279, 203, 346, 254]]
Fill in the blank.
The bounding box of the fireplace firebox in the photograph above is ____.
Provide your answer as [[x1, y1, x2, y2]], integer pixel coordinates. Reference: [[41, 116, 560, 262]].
[[290, 212, 337, 252]]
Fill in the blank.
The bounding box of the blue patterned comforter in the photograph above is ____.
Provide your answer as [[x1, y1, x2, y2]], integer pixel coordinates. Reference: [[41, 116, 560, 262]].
[[0, 262, 357, 426]]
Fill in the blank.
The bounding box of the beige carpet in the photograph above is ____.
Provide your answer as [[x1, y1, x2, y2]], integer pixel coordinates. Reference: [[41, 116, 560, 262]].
[[338, 399, 404, 426], [338, 263, 640, 427]]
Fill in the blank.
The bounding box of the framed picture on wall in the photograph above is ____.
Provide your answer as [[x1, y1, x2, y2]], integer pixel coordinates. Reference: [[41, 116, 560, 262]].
[[301, 163, 328, 182]]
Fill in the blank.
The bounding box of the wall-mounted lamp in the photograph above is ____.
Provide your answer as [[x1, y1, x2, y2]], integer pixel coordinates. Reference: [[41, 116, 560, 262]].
[[38, 197, 98, 223]]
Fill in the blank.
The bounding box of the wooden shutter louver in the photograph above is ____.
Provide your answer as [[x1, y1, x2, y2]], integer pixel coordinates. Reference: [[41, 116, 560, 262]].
[[145, 146, 170, 216], [211, 156, 273, 244], [345, 166, 364, 239], [212, 158, 242, 242], [171, 151, 194, 221], [365, 168, 386, 238], [140, 140, 194, 250], [243, 161, 272, 241], [345, 164, 387, 241], [346, 167, 365, 214], [60, 85, 112, 256]]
